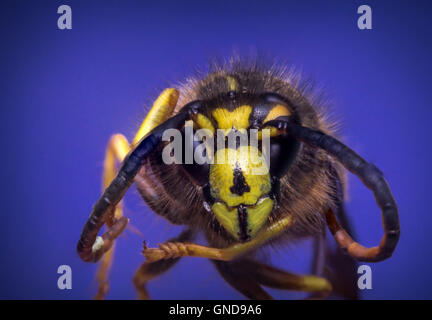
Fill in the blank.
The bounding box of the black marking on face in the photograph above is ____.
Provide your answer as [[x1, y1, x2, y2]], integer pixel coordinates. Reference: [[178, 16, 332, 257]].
[[230, 162, 250, 196], [270, 176, 281, 206], [202, 184, 215, 205], [237, 205, 250, 242]]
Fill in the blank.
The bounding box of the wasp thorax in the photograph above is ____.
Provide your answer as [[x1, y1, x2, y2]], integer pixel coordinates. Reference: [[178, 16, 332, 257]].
[[209, 146, 274, 242]]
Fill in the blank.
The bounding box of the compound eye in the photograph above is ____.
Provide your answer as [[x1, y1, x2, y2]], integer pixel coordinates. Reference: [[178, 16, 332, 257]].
[[179, 127, 211, 187], [268, 134, 300, 178]]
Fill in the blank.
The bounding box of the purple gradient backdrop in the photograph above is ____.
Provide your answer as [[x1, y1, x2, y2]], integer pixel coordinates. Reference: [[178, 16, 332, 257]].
[[0, 0, 431, 299]]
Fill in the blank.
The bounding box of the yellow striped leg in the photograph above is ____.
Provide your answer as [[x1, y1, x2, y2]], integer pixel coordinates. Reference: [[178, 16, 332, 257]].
[[143, 215, 294, 262]]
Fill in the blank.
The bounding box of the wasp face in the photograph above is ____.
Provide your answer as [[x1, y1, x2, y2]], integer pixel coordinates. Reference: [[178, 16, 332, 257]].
[[209, 145, 273, 242], [80, 63, 399, 299], [182, 87, 301, 242]]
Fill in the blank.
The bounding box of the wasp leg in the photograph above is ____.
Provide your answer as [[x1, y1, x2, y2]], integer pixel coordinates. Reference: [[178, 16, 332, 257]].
[[212, 260, 273, 300], [80, 89, 180, 299], [133, 229, 195, 300], [242, 259, 332, 299], [143, 215, 294, 262]]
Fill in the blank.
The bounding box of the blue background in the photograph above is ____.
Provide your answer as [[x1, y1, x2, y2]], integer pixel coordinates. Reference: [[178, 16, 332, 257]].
[[0, 0, 431, 299]]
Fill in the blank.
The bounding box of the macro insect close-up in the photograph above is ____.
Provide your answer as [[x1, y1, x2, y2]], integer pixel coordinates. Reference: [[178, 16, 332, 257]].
[[4, 0, 432, 305], [76, 60, 399, 300]]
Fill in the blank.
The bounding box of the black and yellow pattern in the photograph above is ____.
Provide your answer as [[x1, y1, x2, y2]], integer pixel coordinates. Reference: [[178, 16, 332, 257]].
[[209, 146, 273, 241], [77, 59, 398, 300]]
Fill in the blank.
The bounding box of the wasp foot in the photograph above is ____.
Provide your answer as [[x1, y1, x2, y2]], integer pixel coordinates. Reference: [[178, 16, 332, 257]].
[[143, 241, 189, 262]]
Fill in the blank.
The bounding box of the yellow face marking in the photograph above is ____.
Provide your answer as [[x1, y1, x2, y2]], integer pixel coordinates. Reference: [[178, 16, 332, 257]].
[[211, 202, 239, 238], [263, 104, 291, 123], [193, 113, 215, 133], [211, 197, 274, 241], [226, 76, 238, 91], [247, 197, 274, 238], [254, 126, 280, 140], [209, 146, 271, 207], [250, 104, 292, 140], [209, 146, 273, 240], [212, 105, 252, 135]]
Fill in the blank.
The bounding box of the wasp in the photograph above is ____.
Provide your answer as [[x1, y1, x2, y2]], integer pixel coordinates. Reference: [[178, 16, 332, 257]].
[[77, 59, 400, 299]]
